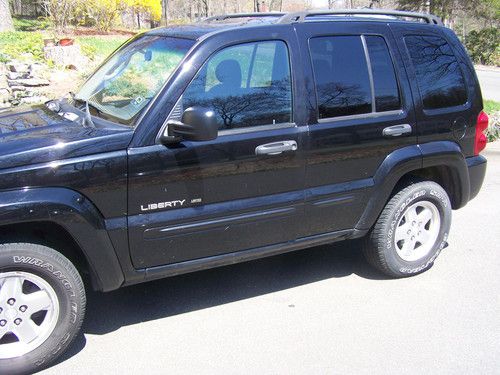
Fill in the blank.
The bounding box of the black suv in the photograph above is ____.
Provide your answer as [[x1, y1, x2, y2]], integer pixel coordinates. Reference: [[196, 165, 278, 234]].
[[0, 9, 488, 374]]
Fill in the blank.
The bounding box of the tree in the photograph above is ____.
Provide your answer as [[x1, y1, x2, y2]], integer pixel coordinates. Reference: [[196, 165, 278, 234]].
[[0, 0, 14, 32], [161, 0, 169, 25]]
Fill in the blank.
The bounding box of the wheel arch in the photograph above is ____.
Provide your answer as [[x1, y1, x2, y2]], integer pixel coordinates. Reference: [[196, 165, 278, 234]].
[[0, 187, 125, 292], [356, 141, 470, 231]]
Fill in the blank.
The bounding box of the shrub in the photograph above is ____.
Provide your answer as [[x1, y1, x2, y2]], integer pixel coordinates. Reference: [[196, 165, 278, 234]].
[[466, 28, 500, 66], [0, 32, 44, 63], [84, 0, 124, 32], [486, 111, 500, 142], [41, 0, 80, 33]]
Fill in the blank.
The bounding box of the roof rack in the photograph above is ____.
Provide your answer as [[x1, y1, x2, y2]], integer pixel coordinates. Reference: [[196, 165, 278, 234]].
[[277, 9, 443, 25], [204, 12, 286, 22]]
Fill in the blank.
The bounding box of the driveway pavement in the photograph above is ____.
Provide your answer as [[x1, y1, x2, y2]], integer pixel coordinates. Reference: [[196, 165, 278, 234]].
[[476, 66, 500, 102], [43, 143, 500, 375]]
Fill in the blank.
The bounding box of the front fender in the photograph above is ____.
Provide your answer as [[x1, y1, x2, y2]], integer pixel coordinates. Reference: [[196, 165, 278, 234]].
[[0, 187, 124, 291]]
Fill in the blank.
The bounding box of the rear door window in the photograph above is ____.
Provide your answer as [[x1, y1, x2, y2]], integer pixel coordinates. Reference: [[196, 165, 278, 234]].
[[405, 35, 467, 109], [309, 35, 401, 119], [365, 36, 401, 112], [309, 36, 372, 118]]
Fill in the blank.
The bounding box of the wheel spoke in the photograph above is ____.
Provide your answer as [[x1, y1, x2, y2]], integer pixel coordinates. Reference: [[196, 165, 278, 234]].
[[0, 325, 9, 340], [0, 277, 23, 301], [405, 205, 418, 223], [22, 290, 52, 314], [402, 237, 417, 254], [13, 320, 39, 343], [418, 208, 433, 226], [418, 229, 431, 244], [395, 222, 410, 242]]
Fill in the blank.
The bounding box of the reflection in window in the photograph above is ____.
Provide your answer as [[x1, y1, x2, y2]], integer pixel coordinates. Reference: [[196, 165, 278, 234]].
[[310, 36, 372, 119], [76, 36, 194, 126], [365, 36, 401, 112], [176, 41, 292, 130], [405, 35, 467, 109]]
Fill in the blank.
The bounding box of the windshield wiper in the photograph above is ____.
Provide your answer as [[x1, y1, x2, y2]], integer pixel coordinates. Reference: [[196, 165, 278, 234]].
[[72, 95, 99, 128], [82, 99, 96, 128]]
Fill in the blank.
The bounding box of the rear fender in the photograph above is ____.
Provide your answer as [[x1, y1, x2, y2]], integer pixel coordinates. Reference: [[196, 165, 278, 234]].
[[355, 141, 469, 231]]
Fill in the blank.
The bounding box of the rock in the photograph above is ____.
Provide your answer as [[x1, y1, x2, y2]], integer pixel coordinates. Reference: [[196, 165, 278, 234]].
[[7, 72, 30, 80], [0, 101, 12, 110], [30, 63, 47, 76], [7, 62, 30, 73], [0, 71, 8, 91], [20, 96, 49, 105], [9, 86, 26, 92], [44, 45, 89, 71], [7, 78, 50, 87], [0, 87, 9, 96]]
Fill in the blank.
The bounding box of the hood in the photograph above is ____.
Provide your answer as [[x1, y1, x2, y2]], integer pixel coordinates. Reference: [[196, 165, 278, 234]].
[[0, 105, 134, 170]]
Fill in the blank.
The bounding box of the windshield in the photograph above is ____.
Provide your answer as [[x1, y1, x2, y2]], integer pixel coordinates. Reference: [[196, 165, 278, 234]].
[[75, 35, 194, 126]]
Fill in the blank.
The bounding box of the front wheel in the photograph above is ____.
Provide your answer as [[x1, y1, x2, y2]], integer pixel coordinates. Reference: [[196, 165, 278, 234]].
[[363, 181, 452, 278], [0, 243, 86, 375]]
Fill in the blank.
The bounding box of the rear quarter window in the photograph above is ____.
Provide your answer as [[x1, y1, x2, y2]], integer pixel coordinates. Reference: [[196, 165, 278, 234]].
[[405, 35, 467, 110]]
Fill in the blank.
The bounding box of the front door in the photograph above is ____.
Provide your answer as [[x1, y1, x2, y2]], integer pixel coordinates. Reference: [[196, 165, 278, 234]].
[[128, 37, 307, 269]]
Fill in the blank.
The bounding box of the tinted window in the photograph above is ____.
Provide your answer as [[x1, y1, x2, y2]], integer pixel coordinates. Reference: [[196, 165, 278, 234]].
[[177, 41, 292, 130], [405, 35, 467, 109], [365, 36, 401, 112], [310, 36, 372, 119]]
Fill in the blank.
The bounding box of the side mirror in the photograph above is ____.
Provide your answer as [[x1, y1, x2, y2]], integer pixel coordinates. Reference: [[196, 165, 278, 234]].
[[160, 107, 218, 145]]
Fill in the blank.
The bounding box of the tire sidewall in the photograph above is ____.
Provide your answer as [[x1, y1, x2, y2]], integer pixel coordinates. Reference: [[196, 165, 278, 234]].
[[0, 244, 84, 375], [382, 183, 451, 276]]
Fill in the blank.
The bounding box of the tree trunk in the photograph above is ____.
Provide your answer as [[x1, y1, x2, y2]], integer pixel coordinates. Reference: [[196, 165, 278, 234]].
[[0, 0, 14, 32], [161, 0, 169, 26]]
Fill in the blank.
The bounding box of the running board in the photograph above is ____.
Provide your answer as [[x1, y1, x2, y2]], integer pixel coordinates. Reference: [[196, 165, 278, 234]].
[[140, 228, 366, 283]]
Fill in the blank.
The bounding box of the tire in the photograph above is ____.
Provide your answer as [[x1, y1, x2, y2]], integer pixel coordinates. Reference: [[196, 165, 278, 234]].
[[0, 243, 86, 375], [363, 181, 451, 278]]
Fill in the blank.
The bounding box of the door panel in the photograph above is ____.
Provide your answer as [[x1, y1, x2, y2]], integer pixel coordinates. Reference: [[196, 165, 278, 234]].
[[128, 127, 306, 268], [127, 33, 307, 269], [295, 22, 418, 236]]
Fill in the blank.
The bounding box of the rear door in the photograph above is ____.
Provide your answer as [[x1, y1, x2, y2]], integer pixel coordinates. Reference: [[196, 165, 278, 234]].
[[295, 22, 418, 236], [127, 29, 308, 269]]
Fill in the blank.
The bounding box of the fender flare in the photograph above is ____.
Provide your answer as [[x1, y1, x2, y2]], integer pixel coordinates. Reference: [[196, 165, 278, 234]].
[[0, 187, 124, 291], [355, 141, 470, 231]]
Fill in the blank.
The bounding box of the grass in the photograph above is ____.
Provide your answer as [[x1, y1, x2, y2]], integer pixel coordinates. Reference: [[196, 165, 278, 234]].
[[75, 36, 130, 61], [484, 100, 500, 113], [13, 16, 51, 32]]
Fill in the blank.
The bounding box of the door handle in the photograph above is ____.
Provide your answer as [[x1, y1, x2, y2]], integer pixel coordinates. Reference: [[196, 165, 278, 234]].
[[255, 140, 298, 155], [383, 124, 412, 137]]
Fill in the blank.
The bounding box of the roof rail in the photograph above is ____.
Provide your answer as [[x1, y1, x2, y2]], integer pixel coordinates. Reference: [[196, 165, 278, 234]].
[[204, 12, 286, 22], [277, 9, 443, 25]]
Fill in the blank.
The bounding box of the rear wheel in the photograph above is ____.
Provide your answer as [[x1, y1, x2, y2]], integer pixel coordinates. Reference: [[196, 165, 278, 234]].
[[0, 243, 86, 375], [363, 181, 451, 277]]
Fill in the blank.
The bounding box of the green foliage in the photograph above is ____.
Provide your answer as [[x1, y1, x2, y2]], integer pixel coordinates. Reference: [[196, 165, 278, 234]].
[[466, 28, 500, 66], [82, 0, 124, 32], [13, 17, 52, 32], [484, 101, 500, 142], [76, 36, 127, 60], [0, 32, 44, 63], [104, 71, 150, 98], [486, 112, 500, 142], [484, 100, 500, 113]]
